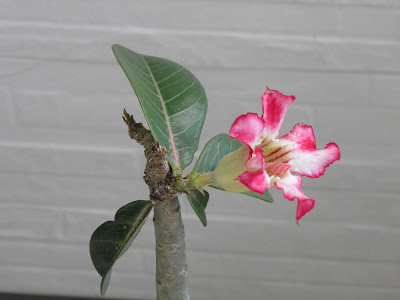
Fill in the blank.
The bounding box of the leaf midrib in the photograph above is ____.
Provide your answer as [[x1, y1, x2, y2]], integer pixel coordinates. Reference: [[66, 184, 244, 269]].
[[142, 56, 180, 170]]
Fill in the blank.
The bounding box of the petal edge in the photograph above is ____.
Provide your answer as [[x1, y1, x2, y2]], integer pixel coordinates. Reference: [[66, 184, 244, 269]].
[[229, 113, 265, 152], [261, 87, 295, 138]]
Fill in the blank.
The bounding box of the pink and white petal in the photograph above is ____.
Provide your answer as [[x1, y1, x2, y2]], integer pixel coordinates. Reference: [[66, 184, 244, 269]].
[[296, 198, 315, 225], [237, 168, 269, 194], [289, 142, 341, 178], [229, 113, 265, 151], [261, 87, 295, 138], [280, 123, 316, 150], [274, 174, 315, 223], [245, 148, 265, 171]]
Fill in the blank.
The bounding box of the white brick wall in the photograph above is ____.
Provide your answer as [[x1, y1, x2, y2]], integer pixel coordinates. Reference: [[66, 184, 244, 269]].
[[0, 1, 399, 299]]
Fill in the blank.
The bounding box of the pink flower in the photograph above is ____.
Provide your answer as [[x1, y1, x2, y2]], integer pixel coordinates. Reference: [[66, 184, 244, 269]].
[[213, 87, 340, 223]]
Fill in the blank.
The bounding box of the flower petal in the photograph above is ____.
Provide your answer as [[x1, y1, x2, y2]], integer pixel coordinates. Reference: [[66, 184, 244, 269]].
[[280, 123, 316, 149], [229, 113, 265, 151], [237, 148, 270, 193], [245, 148, 265, 170], [280, 124, 341, 178], [237, 168, 269, 194], [261, 87, 295, 138], [296, 198, 315, 225], [275, 174, 315, 223]]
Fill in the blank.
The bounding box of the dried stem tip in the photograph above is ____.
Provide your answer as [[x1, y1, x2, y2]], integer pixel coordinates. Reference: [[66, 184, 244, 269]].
[[123, 109, 175, 203], [123, 109, 155, 150]]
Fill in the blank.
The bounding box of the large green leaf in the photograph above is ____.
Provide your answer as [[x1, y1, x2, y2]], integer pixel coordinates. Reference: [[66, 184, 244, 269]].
[[90, 200, 153, 295], [112, 44, 207, 174], [187, 189, 209, 227], [194, 134, 273, 203]]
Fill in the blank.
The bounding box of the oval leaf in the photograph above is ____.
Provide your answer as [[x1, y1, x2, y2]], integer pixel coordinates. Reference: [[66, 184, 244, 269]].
[[112, 44, 208, 174], [194, 134, 273, 203], [90, 200, 153, 295], [187, 189, 209, 227]]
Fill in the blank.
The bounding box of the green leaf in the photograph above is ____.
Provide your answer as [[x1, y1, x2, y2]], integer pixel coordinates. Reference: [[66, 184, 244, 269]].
[[112, 44, 207, 174], [194, 133, 243, 174], [90, 200, 153, 295], [194, 133, 273, 203], [211, 184, 273, 203], [187, 189, 209, 227]]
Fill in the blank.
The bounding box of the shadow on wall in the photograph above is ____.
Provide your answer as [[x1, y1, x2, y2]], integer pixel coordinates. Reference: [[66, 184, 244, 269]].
[[0, 293, 143, 300]]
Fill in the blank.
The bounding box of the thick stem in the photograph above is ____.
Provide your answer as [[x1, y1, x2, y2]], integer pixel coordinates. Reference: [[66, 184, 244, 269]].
[[153, 196, 189, 300], [123, 111, 188, 299]]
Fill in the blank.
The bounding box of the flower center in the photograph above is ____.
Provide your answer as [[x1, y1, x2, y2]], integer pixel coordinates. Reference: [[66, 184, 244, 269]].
[[260, 139, 294, 178]]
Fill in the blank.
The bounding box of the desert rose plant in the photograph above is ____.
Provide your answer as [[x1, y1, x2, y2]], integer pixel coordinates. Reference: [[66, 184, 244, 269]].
[[89, 44, 340, 300]]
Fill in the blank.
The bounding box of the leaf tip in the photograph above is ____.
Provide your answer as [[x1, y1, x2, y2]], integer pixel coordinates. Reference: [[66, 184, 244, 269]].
[[100, 269, 112, 296], [111, 43, 120, 50]]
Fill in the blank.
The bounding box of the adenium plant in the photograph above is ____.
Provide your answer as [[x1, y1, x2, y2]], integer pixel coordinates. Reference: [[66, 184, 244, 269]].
[[90, 45, 340, 300]]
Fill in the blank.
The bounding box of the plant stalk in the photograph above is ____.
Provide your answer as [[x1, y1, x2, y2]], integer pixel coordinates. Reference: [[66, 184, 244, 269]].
[[124, 110, 189, 299], [153, 196, 189, 300]]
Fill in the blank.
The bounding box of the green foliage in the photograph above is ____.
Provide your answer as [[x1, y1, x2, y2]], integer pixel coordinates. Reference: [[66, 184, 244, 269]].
[[112, 45, 207, 174], [186, 189, 209, 227], [90, 200, 153, 295], [194, 134, 273, 203], [194, 134, 243, 174]]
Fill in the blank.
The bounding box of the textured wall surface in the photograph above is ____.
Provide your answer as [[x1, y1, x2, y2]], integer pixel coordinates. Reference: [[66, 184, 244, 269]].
[[1, 0, 399, 299]]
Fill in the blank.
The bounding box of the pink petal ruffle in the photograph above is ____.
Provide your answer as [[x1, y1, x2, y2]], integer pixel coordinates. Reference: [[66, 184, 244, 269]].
[[237, 168, 268, 194], [229, 113, 265, 152], [281, 124, 341, 178], [261, 87, 295, 138], [237, 148, 269, 194], [274, 174, 315, 224]]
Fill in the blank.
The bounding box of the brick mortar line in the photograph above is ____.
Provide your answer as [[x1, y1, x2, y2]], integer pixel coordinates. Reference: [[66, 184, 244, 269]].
[[1, 238, 400, 267], [1, 20, 400, 46], [0, 265, 398, 292]]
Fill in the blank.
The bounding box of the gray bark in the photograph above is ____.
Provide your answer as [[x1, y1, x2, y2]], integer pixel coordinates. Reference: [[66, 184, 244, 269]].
[[153, 196, 190, 300]]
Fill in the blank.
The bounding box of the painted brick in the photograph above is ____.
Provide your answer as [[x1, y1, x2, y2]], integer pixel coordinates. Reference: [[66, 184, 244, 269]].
[[207, 277, 400, 300], [0, 143, 145, 179], [0, 266, 155, 299], [197, 69, 369, 106], [185, 217, 400, 262], [314, 106, 399, 143], [0, 240, 146, 274], [1, 23, 400, 72], [147, 250, 400, 299], [12, 88, 139, 131], [4, 266, 397, 300], [310, 163, 399, 193], [0, 173, 148, 209], [0, 206, 63, 241], [338, 6, 399, 39], [0, 87, 12, 126], [12, 89, 62, 127], [65, 210, 400, 262], [0, 127, 135, 150], [185, 188, 400, 228], [0, 61, 371, 107], [181, 251, 400, 288], [0, 2, 338, 36], [370, 75, 400, 107], [336, 142, 398, 165]]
